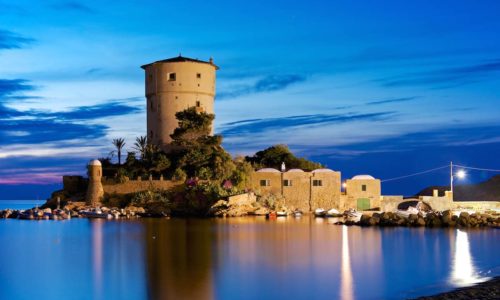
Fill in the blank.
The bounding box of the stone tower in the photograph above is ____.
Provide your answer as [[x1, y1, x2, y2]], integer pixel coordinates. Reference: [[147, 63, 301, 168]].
[[141, 55, 219, 150], [85, 159, 104, 207]]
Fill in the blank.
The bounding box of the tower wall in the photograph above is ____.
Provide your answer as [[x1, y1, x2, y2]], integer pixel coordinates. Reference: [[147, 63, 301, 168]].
[[143, 59, 217, 150], [86, 162, 104, 207]]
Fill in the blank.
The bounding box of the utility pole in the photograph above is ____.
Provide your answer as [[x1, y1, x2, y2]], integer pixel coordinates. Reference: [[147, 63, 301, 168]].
[[450, 161, 453, 193]]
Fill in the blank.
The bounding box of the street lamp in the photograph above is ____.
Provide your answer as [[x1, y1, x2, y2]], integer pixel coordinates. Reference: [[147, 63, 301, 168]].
[[450, 161, 466, 193]]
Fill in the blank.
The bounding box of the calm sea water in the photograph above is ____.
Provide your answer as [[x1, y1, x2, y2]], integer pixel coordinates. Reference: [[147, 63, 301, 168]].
[[0, 210, 498, 300], [0, 200, 46, 210]]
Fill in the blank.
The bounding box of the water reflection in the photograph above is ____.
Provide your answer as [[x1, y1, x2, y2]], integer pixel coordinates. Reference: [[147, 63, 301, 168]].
[[449, 229, 488, 286], [91, 220, 104, 300], [340, 226, 354, 300], [144, 219, 214, 299]]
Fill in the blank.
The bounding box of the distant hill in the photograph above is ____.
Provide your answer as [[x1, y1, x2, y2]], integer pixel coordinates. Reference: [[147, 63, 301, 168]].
[[415, 175, 500, 201]]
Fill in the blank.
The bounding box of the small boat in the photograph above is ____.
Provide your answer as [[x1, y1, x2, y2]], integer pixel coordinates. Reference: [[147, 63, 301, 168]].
[[266, 211, 277, 219], [81, 208, 112, 219], [344, 209, 362, 222], [325, 208, 341, 217], [293, 210, 303, 218], [396, 206, 419, 219], [276, 211, 288, 217], [314, 208, 326, 217]]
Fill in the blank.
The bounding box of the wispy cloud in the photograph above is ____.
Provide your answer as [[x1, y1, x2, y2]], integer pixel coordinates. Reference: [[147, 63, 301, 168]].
[[0, 29, 34, 50], [50, 1, 95, 13], [219, 112, 395, 136], [217, 74, 306, 100], [366, 97, 418, 106], [43, 100, 143, 121], [376, 59, 500, 88]]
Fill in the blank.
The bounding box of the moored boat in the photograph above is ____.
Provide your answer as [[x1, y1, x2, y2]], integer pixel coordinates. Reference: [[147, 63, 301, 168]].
[[325, 208, 341, 217], [314, 208, 326, 217], [80, 208, 112, 219], [276, 211, 288, 217]]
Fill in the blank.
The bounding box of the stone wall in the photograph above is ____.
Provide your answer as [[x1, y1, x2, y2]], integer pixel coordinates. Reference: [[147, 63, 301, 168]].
[[380, 196, 405, 211], [310, 171, 341, 210], [63, 175, 87, 194], [453, 201, 500, 210], [102, 178, 181, 195], [282, 171, 312, 211]]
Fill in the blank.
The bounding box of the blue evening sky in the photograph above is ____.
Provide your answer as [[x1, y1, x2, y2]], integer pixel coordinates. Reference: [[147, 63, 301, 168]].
[[1, 0, 499, 199]]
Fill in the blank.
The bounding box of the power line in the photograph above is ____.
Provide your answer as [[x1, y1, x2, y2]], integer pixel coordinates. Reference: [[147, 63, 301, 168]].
[[381, 165, 449, 182], [454, 164, 500, 172]]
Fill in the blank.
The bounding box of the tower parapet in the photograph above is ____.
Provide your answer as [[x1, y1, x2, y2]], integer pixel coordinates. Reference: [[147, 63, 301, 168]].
[[86, 159, 104, 207], [141, 55, 218, 150]]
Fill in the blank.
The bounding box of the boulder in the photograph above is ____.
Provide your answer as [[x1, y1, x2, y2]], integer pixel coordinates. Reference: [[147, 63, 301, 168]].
[[360, 214, 371, 226], [416, 217, 426, 226], [368, 217, 379, 226]]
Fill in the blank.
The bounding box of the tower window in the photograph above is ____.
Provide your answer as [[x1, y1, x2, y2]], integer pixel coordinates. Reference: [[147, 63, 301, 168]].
[[196, 101, 201, 107], [149, 130, 153, 138], [362, 184, 367, 192], [168, 73, 176, 81], [197, 73, 201, 79], [148, 74, 153, 82], [283, 179, 292, 187], [260, 179, 270, 187], [150, 100, 155, 112]]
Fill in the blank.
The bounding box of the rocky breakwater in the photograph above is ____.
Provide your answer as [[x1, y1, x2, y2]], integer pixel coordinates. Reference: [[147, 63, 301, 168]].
[[357, 210, 500, 228]]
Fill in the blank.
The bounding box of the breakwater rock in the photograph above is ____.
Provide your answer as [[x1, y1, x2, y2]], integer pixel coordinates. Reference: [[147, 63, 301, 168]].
[[356, 210, 500, 228]]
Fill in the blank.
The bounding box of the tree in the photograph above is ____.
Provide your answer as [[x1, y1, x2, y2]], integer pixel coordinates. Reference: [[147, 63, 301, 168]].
[[134, 136, 148, 159], [246, 144, 323, 171], [169, 107, 235, 181], [112, 138, 126, 165]]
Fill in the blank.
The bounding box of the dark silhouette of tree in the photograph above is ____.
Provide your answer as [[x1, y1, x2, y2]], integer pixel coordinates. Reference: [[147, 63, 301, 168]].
[[112, 138, 126, 165], [134, 136, 148, 159]]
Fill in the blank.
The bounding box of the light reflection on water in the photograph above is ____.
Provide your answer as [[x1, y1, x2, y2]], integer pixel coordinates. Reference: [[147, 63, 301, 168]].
[[449, 229, 490, 286], [0, 217, 498, 300]]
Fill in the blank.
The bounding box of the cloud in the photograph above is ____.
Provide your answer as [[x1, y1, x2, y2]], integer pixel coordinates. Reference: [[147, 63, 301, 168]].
[[217, 74, 306, 100], [377, 59, 500, 88], [0, 79, 37, 100], [43, 100, 143, 121], [85, 67, 102, 75], [366, 97, 418, 106], [219, 112, 395, 136], [50, 1, 95, 13], [0, 29, 34, 50], [0, 118, 107, 145]]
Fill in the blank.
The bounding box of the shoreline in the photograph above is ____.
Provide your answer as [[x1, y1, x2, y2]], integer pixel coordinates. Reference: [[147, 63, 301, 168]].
[[411, 276, 500, 299]]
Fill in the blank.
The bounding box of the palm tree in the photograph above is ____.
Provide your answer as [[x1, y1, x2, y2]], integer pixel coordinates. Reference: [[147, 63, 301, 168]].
[[112, 138, 126, 165], [134, 136, 148, 159]]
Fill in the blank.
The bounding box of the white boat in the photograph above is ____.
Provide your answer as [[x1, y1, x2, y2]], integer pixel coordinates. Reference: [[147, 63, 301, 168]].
[[325, 208, 341, 217], [344, 209, 362, 222], [314, 208, 326, 217], [293, 210, 303, 218], [276, 211, 288, 217]]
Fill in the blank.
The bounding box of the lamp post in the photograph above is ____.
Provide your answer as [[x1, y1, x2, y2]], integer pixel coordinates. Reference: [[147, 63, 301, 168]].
[[450, 161, 466, 194]]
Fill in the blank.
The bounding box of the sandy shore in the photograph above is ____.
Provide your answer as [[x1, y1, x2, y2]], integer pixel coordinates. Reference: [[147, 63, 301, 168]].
[[411, 276, 500, 299]]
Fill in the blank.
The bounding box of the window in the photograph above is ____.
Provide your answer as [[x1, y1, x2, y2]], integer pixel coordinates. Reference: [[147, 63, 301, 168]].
[[196, 101, 201, 107], [197, 73, 201, 79], [148, 74, 153, 82], [362, 184, 367, 192], [283, 179, 292, 187], [149, 130, 153, 138], [260, 179, 270, 187], [168, 73, 176, 81], [313, 179, 322, 187]]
